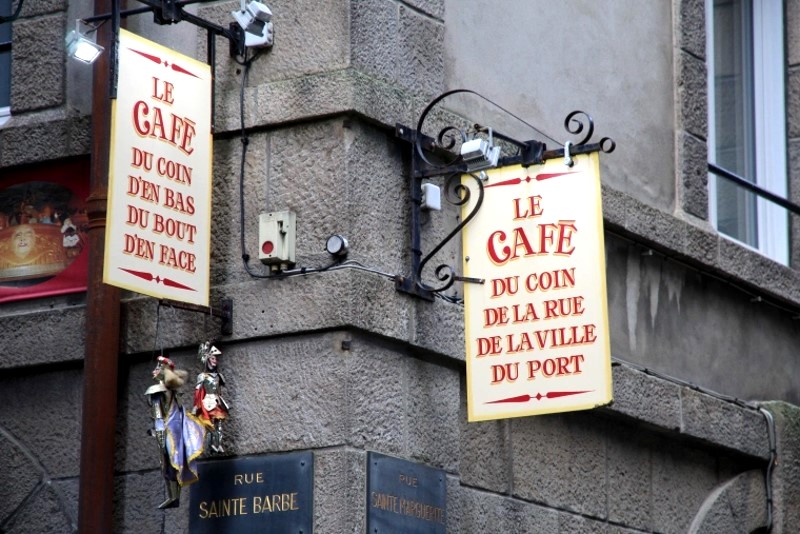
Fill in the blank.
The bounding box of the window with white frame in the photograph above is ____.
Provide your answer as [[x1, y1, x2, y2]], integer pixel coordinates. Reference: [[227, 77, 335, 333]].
[[1, 0, 12, 127], [707, 0, 788, 264]]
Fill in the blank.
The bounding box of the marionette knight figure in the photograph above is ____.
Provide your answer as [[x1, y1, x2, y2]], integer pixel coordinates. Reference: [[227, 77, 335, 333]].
[[145, 356, 206, 509], [193, 342, 230, 453]]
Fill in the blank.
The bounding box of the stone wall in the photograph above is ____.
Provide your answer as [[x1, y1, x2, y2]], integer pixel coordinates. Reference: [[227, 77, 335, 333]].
[[1, 0, 799, 532]]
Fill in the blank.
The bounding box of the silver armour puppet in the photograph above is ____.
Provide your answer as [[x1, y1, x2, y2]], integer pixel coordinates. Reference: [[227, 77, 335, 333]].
[[193, 342, 230, 453]]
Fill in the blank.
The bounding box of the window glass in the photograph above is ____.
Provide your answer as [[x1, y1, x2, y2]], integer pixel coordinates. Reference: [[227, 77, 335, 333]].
[[708, 0, 788, 263], [712, 0, 757, 245]]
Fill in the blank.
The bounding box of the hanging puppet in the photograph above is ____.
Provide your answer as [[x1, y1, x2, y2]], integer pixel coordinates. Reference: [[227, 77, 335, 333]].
[[145, 356, 206, 509], [193, 342, 230, 453]]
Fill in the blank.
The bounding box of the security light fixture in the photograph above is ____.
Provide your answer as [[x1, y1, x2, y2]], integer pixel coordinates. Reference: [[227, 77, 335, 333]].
[[66, 22, 104, 64], [232, 0, 274, 48], [460, 129, 500, 172], [325, 234, 349, 257]]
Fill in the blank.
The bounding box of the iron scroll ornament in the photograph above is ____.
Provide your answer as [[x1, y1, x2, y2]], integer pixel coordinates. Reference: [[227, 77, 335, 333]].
[[563, 110, 616, 154], [416, 172, 484, 294]]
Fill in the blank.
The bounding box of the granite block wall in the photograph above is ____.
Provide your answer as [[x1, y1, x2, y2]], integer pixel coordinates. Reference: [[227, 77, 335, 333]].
[[1, 0, 800, 532]]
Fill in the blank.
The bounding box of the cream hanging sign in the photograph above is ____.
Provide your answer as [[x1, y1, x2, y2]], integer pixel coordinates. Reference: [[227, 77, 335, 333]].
[[104, 29, 212, 306], [462, 153, 612, 421]]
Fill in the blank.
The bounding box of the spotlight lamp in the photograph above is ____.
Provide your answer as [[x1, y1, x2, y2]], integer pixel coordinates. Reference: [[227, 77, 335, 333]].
[[325, 234, 349, 257], [65, 21, 104, 64], [232, 0, 275, 48], [460, 128, 500, 172]]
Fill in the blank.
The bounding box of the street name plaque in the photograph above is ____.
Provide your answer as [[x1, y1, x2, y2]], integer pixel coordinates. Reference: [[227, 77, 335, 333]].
[[367, 452, 446, 533], [189, 451, 313, 533]]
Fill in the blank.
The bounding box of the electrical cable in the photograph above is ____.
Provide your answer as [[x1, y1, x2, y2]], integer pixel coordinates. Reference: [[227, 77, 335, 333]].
[[0, 0, 24, 24], [236, 47, 273, 279], [78, 17, 107, 35]]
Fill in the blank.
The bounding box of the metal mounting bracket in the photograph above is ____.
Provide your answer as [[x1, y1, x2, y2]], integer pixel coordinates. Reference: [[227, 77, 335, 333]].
[[395, 89, 615, 302]]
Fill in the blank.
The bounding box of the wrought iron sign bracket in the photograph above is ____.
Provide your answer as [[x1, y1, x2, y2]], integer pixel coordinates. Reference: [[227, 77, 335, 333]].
[[395, 89, 615, 302], [159, 297, 234, 336]]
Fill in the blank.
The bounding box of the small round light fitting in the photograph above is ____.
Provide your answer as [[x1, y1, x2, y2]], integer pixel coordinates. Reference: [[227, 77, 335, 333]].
[[325, 234, 349, 257]]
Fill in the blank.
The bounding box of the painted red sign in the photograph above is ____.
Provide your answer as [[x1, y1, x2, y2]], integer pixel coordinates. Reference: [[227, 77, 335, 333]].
[[0, 157, 89, 303]]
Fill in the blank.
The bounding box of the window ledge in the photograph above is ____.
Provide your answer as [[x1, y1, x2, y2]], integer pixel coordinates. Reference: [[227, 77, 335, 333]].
[[602, 183, 800, 312]]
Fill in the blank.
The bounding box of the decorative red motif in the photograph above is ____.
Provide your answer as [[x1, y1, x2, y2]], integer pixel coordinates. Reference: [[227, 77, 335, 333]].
[[128, 48, 200, 79], [486, 390, 592, 404], [119, 267, 195, 291], [483, 171, 578, 190], [535, 171, 578, 181], [484, 178, 522, 189]]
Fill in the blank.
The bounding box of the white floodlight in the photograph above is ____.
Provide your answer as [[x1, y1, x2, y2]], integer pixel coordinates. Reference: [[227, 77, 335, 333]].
[[460, 129, 500, 172], [325, 234, 349, 257], [232, 1, 274, 48], [66, 22, 104, 64]]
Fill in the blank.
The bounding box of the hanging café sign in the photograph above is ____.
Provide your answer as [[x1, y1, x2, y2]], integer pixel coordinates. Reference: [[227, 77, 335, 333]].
[[104, 29, 212, 306], [462, 153, 612, 421]]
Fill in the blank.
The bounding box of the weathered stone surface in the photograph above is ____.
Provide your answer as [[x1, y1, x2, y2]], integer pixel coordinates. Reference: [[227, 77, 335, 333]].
[[351, 0, 399, 83], [607, 428, 653, 530], [676, 51, 707, 140], [19, 0, 66, 17], [397, 6, 444, 98], [558, 512, 643, 533], [346, 337, 407, 453], [623, 199, 683, 252], [459, 395, 510, 494], [0, 116, 89, 167], [677, 131, 708, 219], [789, 0, 800, 66], [0, 303, 85, 369], [113, 471, 170, 534], [651, 444, 719, 534], [788, 67, 800, 139], [0, 440, 41, 524], [405, 356, 459, 471], [676, 0, 705, 60], [607, 364, 681, 432], [682, 221, 719, 265], [457, 486, 559, 533], [0, 369, 82, 478], [790, 139, 800, 268], [403, 0, 444, 20], [510, 412, 608, 518], [687, 470, 767, 533], [2, 484, 75, 534], [11, 15, 65, 112], [314, 448, 365, 534]]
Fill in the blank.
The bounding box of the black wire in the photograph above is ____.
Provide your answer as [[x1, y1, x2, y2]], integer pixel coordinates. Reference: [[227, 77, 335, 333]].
[[233, 47, 356, 280], [236, 48, 272, 279], [79, 17, 108, 35], [153, 301, 162, 359], [0, 0, 24, 24]]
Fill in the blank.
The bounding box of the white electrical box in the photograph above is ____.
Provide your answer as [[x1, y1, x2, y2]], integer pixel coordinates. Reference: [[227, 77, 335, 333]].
[[421, 183, 442, 211], [258, 211, 296, 267]]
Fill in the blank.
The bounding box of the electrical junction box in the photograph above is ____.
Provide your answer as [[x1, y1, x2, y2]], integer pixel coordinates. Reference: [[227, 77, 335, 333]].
[[421, 183, 441, 211], [259, 211, 296, 267]]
